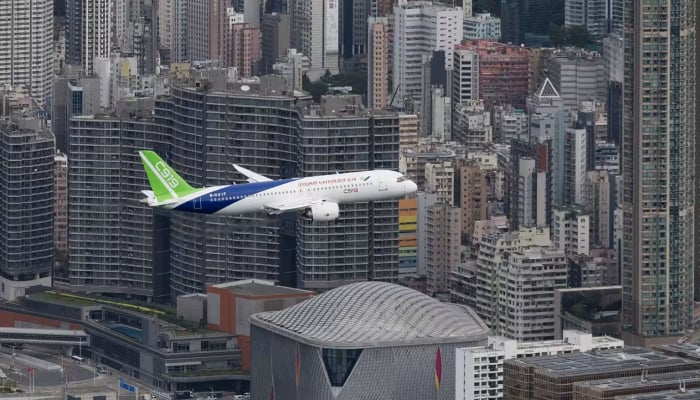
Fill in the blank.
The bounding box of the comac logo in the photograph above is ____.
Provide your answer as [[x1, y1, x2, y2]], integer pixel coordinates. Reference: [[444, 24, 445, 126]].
[[155, 161, 180, 188]]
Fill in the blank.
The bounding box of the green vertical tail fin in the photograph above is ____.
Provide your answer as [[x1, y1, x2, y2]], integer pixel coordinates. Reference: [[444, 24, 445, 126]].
[[138, 150, 198, 202]]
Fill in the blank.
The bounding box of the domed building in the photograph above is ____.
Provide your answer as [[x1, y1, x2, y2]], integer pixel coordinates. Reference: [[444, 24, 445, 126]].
[[250, 281, 490, 399]]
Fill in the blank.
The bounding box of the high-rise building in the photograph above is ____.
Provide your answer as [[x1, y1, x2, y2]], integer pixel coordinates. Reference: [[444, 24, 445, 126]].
[[54, 152, 69, 255], [398, 198, 418, 276], [565, 0, 623, 37], [583, 170, 614, 248], [66, 0, 112, 73], [398, 113, 419, 150], [0, 0, 54, 102], [425, 161, 455, 206], [68, 110, 168, 302], [261, 13, 291, 73], [526, 78, 566, 208], [451, 48, 479, 112], [130, 0, 158, 75], [621, 0, 696, 345], [340, 0, 370, 72], [367, 16, 390, 109], [455, 160, 488, 240], [186, 0, 227, 62], [226, 22, 262, 77], [392, 2, 463, 110], [463, 12, 501, 41], [425, 203, 461, 297], [473, 227, 552, 334], [291, 0, 340, 80], [455, 40, 531, 109], [565, 0, 609, 37], [157, 0, 173, 51], [114, 0, 128, 51], [295, 96, 400, 291], [156, 80, 301, 296], [453, 100, 492, 149], [500, 0, 551, 47], [563, 127, 587, 205], [499, 247, 568, 341], [546, 49, 606, 113], [603, 35, 623, 145], [171, 0, 187, 62], [492, 105, 527, 142], [0, 119, 54, 301], [552, 206, 590, 257]]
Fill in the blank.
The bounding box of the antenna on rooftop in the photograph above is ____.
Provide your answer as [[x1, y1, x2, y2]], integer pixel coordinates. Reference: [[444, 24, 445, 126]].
[[640, 368, 648, 383], [680, 379, 687, 393]]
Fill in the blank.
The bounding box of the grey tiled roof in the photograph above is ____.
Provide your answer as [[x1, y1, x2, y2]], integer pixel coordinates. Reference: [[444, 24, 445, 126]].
[[250, 281, 490, 348]]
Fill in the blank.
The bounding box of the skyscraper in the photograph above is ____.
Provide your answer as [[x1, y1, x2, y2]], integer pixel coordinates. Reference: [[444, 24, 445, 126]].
[[66, 0, 112, 73], [501, 0, 550, 47], [291, 0, 340, 80], [0, 119, 54, 300], [367, 16, 390, 109], [68, 109, 168, 302], [0, 0, 54, 102], [621, 0, 696, 345], [392, 2, 463, 110], [185, 0, 227, 62], [295, 95, 400, 290]]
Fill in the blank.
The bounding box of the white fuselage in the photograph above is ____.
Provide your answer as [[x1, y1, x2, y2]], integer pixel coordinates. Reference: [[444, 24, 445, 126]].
[[162, 170, 415, 216]]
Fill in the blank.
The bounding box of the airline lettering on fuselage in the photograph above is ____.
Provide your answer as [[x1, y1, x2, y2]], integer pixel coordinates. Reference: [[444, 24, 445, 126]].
[[155, 161, 179, 189], [297, 177, 359, 187]]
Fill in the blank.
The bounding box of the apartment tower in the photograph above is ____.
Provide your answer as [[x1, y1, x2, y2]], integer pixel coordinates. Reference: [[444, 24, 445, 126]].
[[621, 0, 696, 344], [0, 120, 54, 300], [0, 0, 53, 101], [66, 0, 112, 73], [367, 16, 390, 109]]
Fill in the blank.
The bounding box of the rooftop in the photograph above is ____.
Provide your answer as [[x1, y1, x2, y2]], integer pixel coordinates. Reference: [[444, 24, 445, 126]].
[[615, 388, 700, 399], [210, 279, 313, 298], [506, 347, 700, 378], [251, 281, 489, 348], [573, 369, 700, 391], [654, 343, 700, 361]]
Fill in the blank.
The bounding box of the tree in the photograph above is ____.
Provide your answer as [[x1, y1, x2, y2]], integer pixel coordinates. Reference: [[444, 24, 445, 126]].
[[549, 24, 594, 48], [565, 25, 593, 48], [550, 23, 566, 47], [472, 0, 500, 16], [302, 73, 367, 102]]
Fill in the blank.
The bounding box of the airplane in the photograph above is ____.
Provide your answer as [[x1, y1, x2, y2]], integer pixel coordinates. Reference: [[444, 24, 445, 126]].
[[138, 150, 418, 221]]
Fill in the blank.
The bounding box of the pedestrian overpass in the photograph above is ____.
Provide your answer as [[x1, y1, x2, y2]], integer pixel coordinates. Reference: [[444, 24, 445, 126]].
[[0, 327, 88, 350]]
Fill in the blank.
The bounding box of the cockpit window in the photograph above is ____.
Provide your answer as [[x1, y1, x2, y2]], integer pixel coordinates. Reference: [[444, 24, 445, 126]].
[[396, 176, 408, 183]]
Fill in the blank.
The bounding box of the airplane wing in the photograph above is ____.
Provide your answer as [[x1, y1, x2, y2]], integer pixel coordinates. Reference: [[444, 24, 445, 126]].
[[262, 198, 324, 214], [232, 164, 273, 183]]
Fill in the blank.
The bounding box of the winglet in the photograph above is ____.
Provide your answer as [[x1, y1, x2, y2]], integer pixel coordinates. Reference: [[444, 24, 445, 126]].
[[139, 151, 198, 203], [232, 164, 273, 183]]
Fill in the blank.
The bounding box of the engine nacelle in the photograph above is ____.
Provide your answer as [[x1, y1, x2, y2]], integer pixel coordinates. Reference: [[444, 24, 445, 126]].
[[302, 202, 340, 221]]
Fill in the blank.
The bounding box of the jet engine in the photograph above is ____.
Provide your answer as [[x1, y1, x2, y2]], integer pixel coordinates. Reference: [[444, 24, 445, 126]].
[[302, 202, 340, 221]]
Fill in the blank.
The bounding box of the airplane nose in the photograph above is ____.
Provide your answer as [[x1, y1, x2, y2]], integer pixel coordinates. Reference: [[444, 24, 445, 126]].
[[404, 180, 418, 195]]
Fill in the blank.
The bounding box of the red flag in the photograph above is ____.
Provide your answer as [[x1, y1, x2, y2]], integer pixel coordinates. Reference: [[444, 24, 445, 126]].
[[434, 347, 442, 392], [269, 386, 274, 400]]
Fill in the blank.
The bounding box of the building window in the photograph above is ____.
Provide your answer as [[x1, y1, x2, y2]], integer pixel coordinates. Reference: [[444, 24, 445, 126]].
[[321, 348, 362, 387]]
